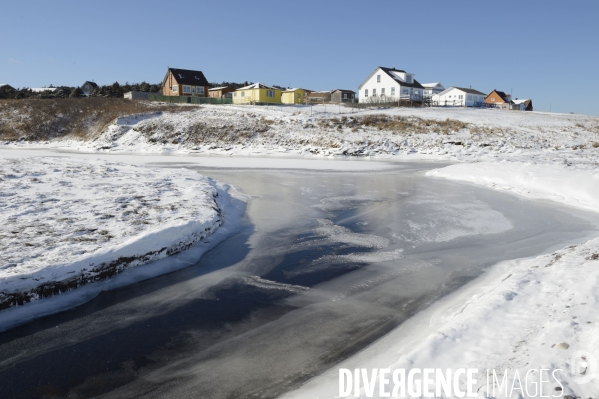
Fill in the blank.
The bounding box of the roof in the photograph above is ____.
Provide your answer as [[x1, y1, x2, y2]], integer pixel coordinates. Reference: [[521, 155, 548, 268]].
[[237, 82, 277, 90], [82, 81, 98, 89], [422, 83, 443, 88], [358, 66, 424, 90], [282, 88, 303, 92], [165, 68, 209, 86], [209, 86, 229, 91], [487, 89, 510, 101], [30, 87, 58, 92], [512, 99, 531, 105], [437, 86, 487, 96], [331, 89, 356, 94]]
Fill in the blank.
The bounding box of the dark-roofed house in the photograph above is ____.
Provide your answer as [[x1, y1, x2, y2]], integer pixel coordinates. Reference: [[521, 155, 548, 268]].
[[162, 67, 209, 97], [432, 87, 487, 107], [331, 89, 356, 103], [81, 81, 98, 96], [485, 89, 512, 109], [358, 66, 425, 103]]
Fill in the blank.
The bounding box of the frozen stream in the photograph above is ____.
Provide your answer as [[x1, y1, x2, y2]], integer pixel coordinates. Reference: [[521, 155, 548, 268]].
[[0, 161, 598, 399]]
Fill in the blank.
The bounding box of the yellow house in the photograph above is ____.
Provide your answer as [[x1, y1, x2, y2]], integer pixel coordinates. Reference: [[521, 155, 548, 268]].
[[281, 88, 305, 104], [232, 82, 282, 104]]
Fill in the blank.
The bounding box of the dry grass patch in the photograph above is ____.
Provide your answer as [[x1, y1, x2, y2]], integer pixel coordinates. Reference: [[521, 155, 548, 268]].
[[348, 115, 468, 135], [0, 98, 198, 141]]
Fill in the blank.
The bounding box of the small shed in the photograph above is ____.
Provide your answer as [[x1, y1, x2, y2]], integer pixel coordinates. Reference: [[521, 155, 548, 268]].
[[209, 87, 235, 98]]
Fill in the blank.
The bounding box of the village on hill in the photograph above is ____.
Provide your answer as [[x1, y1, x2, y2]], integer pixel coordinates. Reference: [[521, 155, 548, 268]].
[[1, 65, 533, 111]]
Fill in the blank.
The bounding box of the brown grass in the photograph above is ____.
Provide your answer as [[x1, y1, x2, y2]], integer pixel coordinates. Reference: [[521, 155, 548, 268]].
[[0, 98, 198, 141], [347, 115, 468, 135]]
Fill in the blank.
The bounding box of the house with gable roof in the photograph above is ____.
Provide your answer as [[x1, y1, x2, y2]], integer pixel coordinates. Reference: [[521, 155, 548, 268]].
[[358, 66, 425, 103], [485, 89, 512, 109], [432, 87, 487, 107], [232, 83, 281, 104], [162, 67, 209, 97], [422, 83, 445, 97], [81, 81, 98, 96]]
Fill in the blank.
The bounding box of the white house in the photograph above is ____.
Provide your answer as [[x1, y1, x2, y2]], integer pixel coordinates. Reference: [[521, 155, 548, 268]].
[[358, 66, 424, 103], [431, 87, 487, 107], [422, 83, 445, 97]]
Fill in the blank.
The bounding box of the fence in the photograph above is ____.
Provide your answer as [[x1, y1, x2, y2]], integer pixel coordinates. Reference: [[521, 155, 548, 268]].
[[147, 95, 232, 104]]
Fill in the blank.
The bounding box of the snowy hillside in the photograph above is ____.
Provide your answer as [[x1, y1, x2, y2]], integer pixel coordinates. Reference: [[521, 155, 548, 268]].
[[4, 104, 598, 169], [0, 157, 228, 310]]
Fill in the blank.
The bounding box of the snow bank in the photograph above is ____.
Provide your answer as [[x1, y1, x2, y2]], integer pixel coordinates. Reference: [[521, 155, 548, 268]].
[[0, 157, 232, 310], [427, 162, 599, 213]]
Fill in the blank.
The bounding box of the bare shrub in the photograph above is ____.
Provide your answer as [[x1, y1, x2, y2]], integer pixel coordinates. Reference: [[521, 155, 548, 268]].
[[0, 98, 198, 141]]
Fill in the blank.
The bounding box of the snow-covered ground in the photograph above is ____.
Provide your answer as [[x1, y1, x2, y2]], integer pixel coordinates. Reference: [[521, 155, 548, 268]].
[[2, 104, 599, 397], [3, 104, 598, 169], [0, 156, 243, 314]]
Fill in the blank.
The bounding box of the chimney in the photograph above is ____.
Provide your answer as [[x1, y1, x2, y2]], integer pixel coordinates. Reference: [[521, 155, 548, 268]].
[[243, 81, 248, 86]]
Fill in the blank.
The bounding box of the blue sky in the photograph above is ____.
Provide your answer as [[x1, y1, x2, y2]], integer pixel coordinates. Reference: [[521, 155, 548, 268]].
[[2, 1, 598, 115]]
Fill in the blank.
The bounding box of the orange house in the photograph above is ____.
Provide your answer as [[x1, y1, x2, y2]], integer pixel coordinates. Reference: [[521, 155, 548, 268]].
[[162, 67, 209, 97], [485, 89, 512, 109]]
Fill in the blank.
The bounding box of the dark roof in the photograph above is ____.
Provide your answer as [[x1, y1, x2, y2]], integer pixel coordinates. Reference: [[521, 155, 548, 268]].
[[82, 81, 98, 89], [332, 89, 356, 94], [166, 68, 209, 86], [487, 89, 510, 101], [378, 67, 425, 89]]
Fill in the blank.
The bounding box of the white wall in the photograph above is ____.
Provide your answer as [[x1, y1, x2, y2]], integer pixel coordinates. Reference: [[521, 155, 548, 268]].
[[359, 68, 423, 103], [433, 88, 485, 106]]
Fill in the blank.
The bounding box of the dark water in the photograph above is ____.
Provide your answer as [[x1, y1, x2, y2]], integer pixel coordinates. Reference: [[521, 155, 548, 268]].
[[0, 163, 597, 399]]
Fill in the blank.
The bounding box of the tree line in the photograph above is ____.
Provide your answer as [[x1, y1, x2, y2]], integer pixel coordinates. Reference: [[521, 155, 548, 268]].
[[0, 81, 284, 100]]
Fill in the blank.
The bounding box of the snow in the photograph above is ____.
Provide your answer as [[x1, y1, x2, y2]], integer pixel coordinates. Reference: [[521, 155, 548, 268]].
[[4, 105, 597, 170], [2, 104, 599, 396], [0, 156, 244, 317], [427, 162, 599, 213]]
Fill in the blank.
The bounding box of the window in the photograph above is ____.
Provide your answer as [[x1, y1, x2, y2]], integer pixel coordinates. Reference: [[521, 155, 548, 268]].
[[402, 89, 408, 94], [491, 97, 495, 101], [381, 88, 385, 95], [241, 92, 245, 97], [467, 95, 472, 101], [391, 87, 395, 96], [459, 95, 463, 99], [178, 74, 185, 79], [406, 74, 413, 83], [364, 89, 368, 97], [377, 75, 381, 83], [415, 90, 419, 95], [172, 85, 178, 93], [234, 92, 237, 97], [267, 90, 274, 97], [343, 93, 347, 99], [197, 87, 204, 95], [183, 85, 191, 94], [373, 88, 377, 96]]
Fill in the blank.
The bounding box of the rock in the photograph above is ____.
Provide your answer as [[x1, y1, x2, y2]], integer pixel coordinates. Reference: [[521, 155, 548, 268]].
[[557, 342, 570, 350]]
